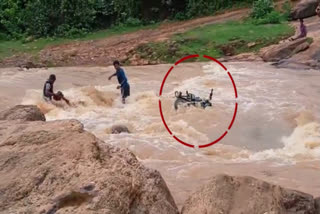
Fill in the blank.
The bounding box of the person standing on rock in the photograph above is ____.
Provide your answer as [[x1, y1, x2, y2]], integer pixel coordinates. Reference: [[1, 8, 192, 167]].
[[108, 60, 130, 104], [290, 19, 307, 41]]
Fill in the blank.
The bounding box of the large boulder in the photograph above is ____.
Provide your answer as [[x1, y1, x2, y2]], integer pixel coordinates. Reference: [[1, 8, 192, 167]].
[[315, 197, 320, 213], [181, 174, 318, 214], [0, 105, 46, 122], [0, 119, 178, 214], [111, 124, 131, 134], [260, 38, 309, 62], [291, 0, 319, 20]]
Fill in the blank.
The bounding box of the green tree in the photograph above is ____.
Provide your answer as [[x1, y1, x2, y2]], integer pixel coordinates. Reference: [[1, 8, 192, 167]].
[[250, 0, 274, 19]]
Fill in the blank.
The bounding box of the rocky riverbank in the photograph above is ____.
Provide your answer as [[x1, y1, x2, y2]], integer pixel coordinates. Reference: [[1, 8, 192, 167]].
[[1, 105, 319, 214]]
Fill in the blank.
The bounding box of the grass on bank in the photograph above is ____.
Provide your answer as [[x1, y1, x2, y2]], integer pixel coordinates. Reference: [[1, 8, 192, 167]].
[[0, 24, 159, 61], [135, 21, 295, 63]]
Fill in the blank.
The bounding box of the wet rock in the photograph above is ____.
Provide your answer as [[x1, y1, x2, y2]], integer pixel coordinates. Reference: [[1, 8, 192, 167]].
[[273, 59, 316, 70], [293, 42, 310, 54], [17, 60, 45, 70], [0, 105, 45, 122], [291, 0, 319, 20], [220, 52, 262, 62], [111, 125, 130, 134], [260, 38, 309, 62], [24, 61, 36, 69], [181, 174, 317, 214], [0, 119, 178, 214], [315, 197, 320, 213], [313, 49, 320, 61]]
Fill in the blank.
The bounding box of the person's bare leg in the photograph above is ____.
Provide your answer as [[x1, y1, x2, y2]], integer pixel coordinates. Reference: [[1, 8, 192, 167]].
[[122, 98, 125, 104]]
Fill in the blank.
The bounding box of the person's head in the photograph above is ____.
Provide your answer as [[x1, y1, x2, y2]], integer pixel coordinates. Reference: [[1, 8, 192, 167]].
[[56, 91, 63, 97], [299, 18, 304, 24], [49, 74, 56, 83], [113, 60, 121, 70]]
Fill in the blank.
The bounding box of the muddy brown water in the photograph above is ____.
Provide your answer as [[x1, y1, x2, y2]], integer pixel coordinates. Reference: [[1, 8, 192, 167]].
[[0, 61, 320, 207]]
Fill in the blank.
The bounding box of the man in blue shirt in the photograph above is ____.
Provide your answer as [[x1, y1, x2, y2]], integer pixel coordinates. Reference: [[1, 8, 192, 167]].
[[108, 60, 130, 104]]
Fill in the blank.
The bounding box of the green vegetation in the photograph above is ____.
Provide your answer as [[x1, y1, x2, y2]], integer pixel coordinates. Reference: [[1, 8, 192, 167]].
[[0, 24, 158, 60], [281, 0, 293, 21], [250, 0, 274, 19], [135, 21, 295, 63], [0, 0, 296, 64], [0, 0, 256, 39], [175, 0, 254, 20], [306, 37, 314, 45], [248, 0, 293, 25]]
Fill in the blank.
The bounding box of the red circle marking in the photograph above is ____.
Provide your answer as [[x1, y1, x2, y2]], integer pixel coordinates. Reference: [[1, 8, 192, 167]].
[[159, 55, 238, 148]]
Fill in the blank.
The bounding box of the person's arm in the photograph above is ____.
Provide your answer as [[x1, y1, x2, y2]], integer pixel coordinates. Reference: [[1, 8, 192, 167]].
[[62, 97, 71, 105], [108, 73, 117, 80]]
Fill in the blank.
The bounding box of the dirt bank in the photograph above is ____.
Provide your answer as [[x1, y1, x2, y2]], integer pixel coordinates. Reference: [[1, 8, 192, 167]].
[[0, 9, 249, 68]]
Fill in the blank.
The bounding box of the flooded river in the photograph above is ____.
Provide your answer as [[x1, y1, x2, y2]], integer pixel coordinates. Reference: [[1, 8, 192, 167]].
[[0, 61, 319, 206]]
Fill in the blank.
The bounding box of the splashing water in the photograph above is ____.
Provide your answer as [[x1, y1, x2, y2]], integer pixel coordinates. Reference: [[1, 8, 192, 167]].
[[16, 62, 320, 165], [2, 62, 320, 206]]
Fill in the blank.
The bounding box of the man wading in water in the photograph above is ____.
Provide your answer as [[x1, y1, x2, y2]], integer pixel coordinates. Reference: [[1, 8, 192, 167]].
[[43, 74, 70, 105], [108, 60, 130, 104]]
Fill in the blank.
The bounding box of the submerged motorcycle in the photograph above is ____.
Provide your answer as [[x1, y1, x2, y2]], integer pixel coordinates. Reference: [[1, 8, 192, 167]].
[[174, 89, 213, 110]]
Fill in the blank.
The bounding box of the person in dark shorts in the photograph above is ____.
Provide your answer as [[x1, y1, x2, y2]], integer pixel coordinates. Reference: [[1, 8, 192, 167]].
[[108, 60, 130, 104]]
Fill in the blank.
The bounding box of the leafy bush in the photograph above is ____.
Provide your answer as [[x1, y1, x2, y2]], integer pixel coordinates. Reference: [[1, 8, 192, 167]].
[[174, 12, 188, 20], [252, 10, 282, 24], [281, 0, 292, 21], [249, 0, 287, 25], [186, 0, 254, 18], [123, 17, 143, 27], [0, 0, 97, 38], [250, 0, 274, 19], [0, 0, 25, 38], [0, 32, 8, 41], [0, 0, 272, 39]]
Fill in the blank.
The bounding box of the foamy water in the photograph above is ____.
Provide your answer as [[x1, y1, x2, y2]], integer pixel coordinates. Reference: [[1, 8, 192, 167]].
[[1, 62, 320, 205], [16, 62, 320, 164]]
